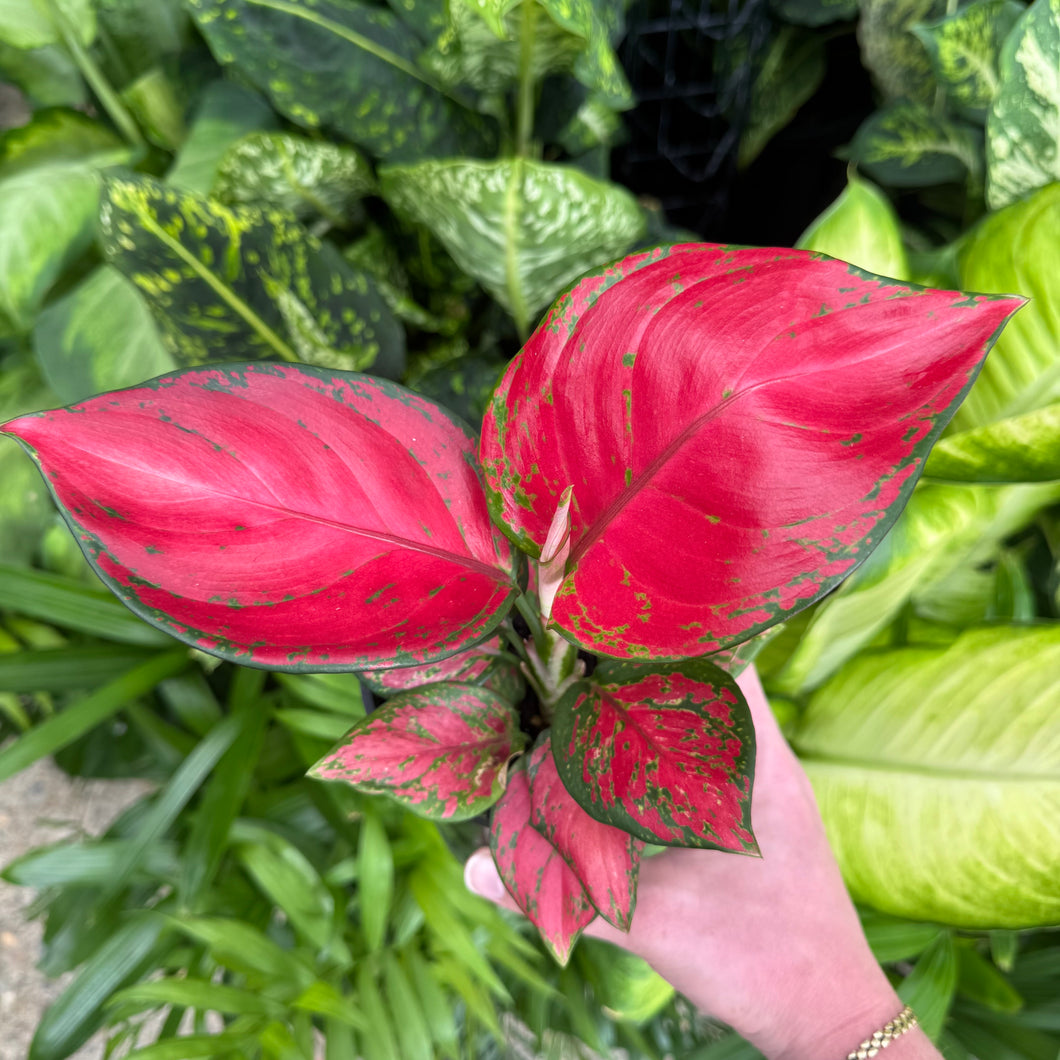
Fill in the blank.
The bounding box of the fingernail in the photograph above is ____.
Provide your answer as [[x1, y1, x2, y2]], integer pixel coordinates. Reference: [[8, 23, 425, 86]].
[[464, 849, 506, 902]]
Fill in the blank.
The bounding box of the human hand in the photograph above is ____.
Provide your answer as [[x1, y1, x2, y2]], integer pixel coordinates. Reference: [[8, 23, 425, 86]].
[[465, 665, 942, 1060]]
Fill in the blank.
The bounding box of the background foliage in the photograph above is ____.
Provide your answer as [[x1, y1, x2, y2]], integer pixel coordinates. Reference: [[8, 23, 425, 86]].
[[0, 0, 1058, 1057]]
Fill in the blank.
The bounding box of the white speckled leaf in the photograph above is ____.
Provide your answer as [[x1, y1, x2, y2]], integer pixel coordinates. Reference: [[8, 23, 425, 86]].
[[796, 625, 1060, 927], [987, 0, 1060, 208], [379, 158, 644, 334], [212, 131, 376, 224]]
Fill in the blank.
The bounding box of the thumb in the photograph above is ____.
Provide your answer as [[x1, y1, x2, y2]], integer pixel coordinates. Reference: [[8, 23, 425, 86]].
[[464, 847, 520, 911]]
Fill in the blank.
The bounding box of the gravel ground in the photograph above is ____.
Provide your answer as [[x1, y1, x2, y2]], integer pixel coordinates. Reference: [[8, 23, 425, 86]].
[[0, 755, 152, 1060]]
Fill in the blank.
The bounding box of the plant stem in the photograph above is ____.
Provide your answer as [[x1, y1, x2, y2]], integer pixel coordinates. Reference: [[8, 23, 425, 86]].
[[515, 0, 537, 158], [48, 1, 145, 149]]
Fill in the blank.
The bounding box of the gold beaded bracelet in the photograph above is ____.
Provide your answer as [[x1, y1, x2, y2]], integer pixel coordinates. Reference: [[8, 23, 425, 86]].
[[846, 1006, 918, 1059]]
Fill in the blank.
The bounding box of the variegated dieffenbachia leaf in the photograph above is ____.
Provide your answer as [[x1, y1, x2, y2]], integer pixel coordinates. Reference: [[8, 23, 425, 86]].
[[489, 758, 595, 964], [857, 0, 947, 103], [100, 175, 405, 377], [379, 158, 644, 336], [551, 660, 757, 851], [987, 0, 1060, 208], [212, 132, 376, 226], [796, 625, 1060, 927], [913, 0, 1024, 122], [527, 737, 640, 930], [359, 633, 525, 703], [796, 171, 910, 280], [187, 0, 493, 162], [954, 182, 1060, 431], [926, 403, 1060, 481], [481, 244, 1022, 660], [311, 683, 525, 820], [1, 363, 520, 670], [846, 100, 983, 187], [33, 265, 175, 403], [423, 0, 631, 108]]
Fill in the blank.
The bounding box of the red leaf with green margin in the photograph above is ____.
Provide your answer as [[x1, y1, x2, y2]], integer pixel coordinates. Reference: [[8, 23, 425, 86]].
[[311, 682, 525, 820], [527, 736, 641, 931], [480, 244, 1024, 659], [0, 364, 518, 671], [489, 758, 595, 964], [359, 633, 524, 703], [552, 659, 757, 851]]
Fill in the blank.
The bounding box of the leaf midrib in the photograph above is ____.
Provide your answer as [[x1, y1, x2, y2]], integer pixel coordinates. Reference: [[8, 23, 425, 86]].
[[798, 751, 1060, 782]]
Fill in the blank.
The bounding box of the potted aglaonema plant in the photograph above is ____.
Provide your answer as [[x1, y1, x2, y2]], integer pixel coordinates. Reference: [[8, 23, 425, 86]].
[[1, 243, 1020, 961]]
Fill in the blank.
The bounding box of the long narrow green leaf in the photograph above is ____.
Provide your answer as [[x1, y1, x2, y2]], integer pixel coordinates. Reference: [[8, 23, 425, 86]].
[[0, 564, 172, 645], [158, 670, 224, 736], [0, 645, 157, 691], [0, 651, 188, 783], [122, 1032, 256, 1059], [170, 917, 314, 986], [403, 948, 458, 1058], [899, 932, 959, 1040], [382, 952, 434, 1060], [105, 712, 242, 896], [179, 688, 268, 910], [356, 959, 400, 1060], [860, 911, 943, 963], [291, 981, 368, 1030], [110, 977, 284, 1017], [358, 806, 394, 953], [3, 839, 180, 887], [29, 912, 170, 1060]]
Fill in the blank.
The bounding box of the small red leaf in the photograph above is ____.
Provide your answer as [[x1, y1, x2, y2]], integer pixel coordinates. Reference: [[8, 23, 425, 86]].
[[480, 244, 1024, 659], [552, 659, 757, 851], [312, 682, 524, 821], [359, 633, 522, 703], [1, 364, 518, 671], [527, 736, 640, 931], [489, 758, 595, 964]]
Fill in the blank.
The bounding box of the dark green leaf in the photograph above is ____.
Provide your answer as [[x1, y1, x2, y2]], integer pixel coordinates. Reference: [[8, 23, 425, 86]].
[[956, 943, 1024, 1011], [94, 0, 189, 82], [0, 651, 187, 783], [29, 912, 169, 1060], [166, 79, 278, 194], [899, 932, 959, 1040], [101, 174, 405, 375], [34, 265, 175, 403], [770, 0, 857, 26], [860, 910, 943, 962], [213, 131, 376, 225], [858, 0, 946, 103], [847, 100, 982, 187], [0, 108, 123, 178], [0, 644, 158, 692], [3, 838, 179, 887], [187, 0, 493, 161]]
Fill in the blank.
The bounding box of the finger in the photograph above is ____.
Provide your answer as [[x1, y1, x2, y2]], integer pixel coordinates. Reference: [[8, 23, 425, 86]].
[[464, 847, 523, 914]]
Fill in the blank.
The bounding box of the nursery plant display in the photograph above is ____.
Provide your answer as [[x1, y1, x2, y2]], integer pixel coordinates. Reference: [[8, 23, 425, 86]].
[[0, 0, 1059, 1058]]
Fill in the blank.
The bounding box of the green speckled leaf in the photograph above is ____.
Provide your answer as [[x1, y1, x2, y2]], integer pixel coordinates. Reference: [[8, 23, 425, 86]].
[[0, 164, 100, 335], [987, 0, 1060, 208], [913, 0, 1023, 122], [846, 99, 982, 187], [407, 350, 507, 425], [212, 132, 376, 226], [187, 0, 493, 162], [740, 26, 826, 168], [926, 403, 1060, 482], [795, 625, 1060, 927], [0, 0, 95, 49], [166, 80, 279, 195], [797, 171, 910, 280], [100, 175, 405, 376], [379, 158, 644, 334], [34, 266, 175, 403], [955, 182, 1060, 430], [771, 0, 858, 26], [858, 0, 946, 103]]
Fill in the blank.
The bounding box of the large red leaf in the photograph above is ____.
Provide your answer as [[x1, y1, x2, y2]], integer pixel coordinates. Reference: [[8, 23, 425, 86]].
[[527, 736, 640, 931], [480, 244, 1023, 658], [311, 682, 524, 820], [1, 364, 518, 670], [489, 758, 595, 964], [551, 659, 757, 851]]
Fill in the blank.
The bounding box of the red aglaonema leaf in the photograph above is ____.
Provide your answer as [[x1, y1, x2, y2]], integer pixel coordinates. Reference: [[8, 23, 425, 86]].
[[489, 758, 595, 964], [552, 659, 757, 851], [527, 736, 641, 931], [311, 682, 525, 820], [480, 244, 1024, 659], [359, 633, 524, 703], [0, 364, 519, 671]]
